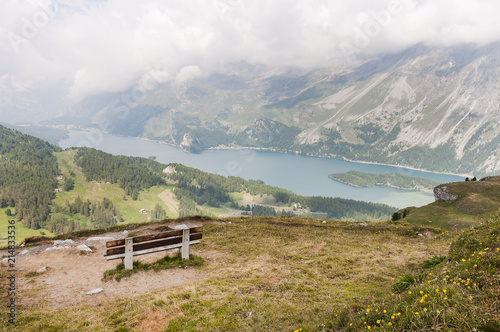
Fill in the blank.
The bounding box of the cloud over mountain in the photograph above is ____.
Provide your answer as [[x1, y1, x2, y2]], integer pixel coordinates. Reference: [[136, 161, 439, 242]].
[[0, 0, 499, 106]]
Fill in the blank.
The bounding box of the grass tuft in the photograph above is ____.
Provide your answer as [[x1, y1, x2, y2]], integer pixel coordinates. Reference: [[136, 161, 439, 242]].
[[103, 253, 205, 281], [420, 254, 447, 269]]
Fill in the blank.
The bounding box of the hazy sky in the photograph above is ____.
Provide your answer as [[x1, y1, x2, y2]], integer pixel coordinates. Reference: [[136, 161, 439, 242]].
[[1, 0, 500, 111]]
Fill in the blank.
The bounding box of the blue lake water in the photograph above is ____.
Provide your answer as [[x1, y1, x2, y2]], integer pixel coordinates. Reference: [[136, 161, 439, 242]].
[[58, 130, 463, 209]]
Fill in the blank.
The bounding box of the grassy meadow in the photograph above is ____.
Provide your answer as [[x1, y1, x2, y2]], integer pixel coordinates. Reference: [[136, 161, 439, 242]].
[[2, 215, 497, 331]]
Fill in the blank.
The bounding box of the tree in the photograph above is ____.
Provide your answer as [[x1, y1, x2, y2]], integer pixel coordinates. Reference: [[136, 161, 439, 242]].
[[131, 189, 139, 200], [5, 208, 12, 216], [63, 176, 74, 191], [151, 203, 167, 221]]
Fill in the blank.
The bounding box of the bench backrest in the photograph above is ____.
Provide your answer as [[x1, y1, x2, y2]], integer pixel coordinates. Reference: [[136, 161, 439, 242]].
[[104, 225, 203, 269]]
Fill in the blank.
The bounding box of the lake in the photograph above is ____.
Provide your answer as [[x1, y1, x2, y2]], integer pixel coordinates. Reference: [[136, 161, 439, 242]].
[[58, 130, 463, 208]]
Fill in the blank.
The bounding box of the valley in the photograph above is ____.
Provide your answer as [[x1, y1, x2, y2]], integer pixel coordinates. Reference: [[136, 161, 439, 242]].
[[0, 125, 396, 247]]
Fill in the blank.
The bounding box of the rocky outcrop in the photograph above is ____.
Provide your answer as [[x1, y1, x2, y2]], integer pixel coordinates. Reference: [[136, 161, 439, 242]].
[[162, 165, 176, 174], [180, 132, 202, 152], [434, 186, 460, 203]]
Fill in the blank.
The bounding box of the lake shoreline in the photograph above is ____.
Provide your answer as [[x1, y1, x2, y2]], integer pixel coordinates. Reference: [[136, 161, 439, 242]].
[[140, 136, 468, 179], [59, 128, 468, 179]]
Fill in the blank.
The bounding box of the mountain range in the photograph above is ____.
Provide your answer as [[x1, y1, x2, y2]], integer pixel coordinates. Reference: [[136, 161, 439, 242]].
[[7, 42, 500, 176]]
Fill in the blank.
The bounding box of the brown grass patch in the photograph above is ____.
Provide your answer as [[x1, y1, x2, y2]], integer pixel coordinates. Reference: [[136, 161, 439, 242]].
[[136, 309, 183, 332]]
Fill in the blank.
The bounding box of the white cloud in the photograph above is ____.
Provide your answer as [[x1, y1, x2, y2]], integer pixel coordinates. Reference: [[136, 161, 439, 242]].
[[0, 0, 499, 107]]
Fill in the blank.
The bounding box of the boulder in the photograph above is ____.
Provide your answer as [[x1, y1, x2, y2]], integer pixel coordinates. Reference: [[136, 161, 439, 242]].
[[77, 244, 93, 252], [86, 288, 104, 295], [434, 186, 460, 203]]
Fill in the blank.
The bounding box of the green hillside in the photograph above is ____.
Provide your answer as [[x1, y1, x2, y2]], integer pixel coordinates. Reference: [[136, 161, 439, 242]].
[[52, 149, 179, 225], [393, 176, 500, 230]]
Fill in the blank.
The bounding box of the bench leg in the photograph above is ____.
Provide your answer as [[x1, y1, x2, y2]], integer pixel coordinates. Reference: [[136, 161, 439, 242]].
[[181, 228, 190, 260], [125, 238, 133, 270]]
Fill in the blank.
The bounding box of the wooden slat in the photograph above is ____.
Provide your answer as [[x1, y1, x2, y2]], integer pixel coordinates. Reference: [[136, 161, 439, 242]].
[[106, 226, 203, 248], [104, 233, 203, 256], [104, 241, 201, 261]]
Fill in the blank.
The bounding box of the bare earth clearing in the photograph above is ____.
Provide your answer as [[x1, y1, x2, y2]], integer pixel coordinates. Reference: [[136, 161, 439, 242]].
[[157, 189, 179, 213], [1, 219, 207, 310]]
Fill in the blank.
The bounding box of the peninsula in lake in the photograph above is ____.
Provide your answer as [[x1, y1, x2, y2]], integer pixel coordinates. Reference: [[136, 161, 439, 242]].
[[329, 171, 443, 193]]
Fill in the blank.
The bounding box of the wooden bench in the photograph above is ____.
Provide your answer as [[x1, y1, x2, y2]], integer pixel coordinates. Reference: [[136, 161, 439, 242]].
[[104, 225, 203, 270]]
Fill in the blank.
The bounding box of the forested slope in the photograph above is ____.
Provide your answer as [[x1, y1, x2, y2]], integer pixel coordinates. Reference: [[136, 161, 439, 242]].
[[0, 125, 60, 229], [74, 147, 165, 199]]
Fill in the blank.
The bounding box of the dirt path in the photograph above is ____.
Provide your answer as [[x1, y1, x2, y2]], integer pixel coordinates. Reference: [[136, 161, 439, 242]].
[[157, 189, 179, 213], [1, 219, 206, 310]]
